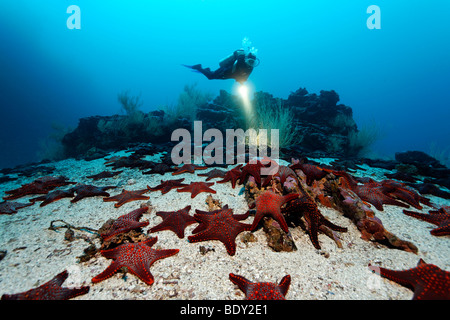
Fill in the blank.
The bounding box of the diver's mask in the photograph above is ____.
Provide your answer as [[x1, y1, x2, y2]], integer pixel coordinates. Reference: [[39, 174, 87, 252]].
[[245, 53, 260, 68]]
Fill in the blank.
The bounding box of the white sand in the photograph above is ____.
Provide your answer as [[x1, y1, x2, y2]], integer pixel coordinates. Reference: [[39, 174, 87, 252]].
[[0, 151, 449, 300]]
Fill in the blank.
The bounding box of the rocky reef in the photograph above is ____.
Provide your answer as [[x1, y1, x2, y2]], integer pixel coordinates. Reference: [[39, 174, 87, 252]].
[[60, 86, 360, 161]]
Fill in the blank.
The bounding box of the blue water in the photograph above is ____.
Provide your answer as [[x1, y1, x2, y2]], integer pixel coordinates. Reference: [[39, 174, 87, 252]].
[[1, 0, 449, 169]]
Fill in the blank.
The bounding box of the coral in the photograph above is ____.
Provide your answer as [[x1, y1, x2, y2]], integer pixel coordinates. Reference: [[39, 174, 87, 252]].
[[163, 83, 213, 126], [249, 95, 298, 149], [347, 121, 381, 157]]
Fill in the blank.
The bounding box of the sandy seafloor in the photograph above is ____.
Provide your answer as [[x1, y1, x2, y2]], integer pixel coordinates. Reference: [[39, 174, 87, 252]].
[[0, 150, 449, 300]]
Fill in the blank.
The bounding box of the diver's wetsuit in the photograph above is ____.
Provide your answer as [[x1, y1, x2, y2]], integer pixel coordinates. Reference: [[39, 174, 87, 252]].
[[187, 50, 255, 84]]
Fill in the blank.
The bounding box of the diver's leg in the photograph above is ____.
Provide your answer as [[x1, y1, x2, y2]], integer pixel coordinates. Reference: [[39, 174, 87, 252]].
[[183, 64, 224, 80], [196, 67, 217, 79]]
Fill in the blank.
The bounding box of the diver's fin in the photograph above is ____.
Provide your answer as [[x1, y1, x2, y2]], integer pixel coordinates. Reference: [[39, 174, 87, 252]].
[[182, 64, 202, 70]]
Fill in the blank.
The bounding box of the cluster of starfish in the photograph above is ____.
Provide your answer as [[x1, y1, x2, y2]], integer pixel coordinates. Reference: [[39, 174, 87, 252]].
[[214, 160, 348, 250], [327, 169, 432, 211], [1, 152, 449, 300], [3, 176, 76, 201]]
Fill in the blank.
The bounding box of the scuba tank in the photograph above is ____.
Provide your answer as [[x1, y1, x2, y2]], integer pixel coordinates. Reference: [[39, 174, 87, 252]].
[[219, 49, 244, 68]]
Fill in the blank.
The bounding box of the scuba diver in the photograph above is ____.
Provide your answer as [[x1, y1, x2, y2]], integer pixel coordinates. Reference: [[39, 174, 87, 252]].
[[184, 38, 260, 84]]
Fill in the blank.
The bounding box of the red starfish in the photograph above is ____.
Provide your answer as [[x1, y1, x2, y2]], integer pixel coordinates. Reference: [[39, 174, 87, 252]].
[[34, 176, 76, 188], [103, 188, 150, 208], [240, 161, 265, 185], [353, 183, 410, 211], [149, 205, 196, 238], [262, 165, 298, 188], [229, 273, 291, 300], [290, 162, 328, 186], [172, 163, 208, 175], [191, 205, 250, 234], [101, 207, 150, 241], [0, 201, 34, 215], [217, 164, 243, 188], [91, 237, 179, 285], [87, 170, 123, 180], [31, 189, 75, 207], [3, 183, 49, 200], [381, 180, 423, 210], [197, 168, 227, 181], [3, 176, 75, 200], [147, 178, 188, 194], [70, 184, 116, 203], [176, 182, 216, 198], [369, 259, 450, 300], [1, 270, 89, 300], [403, 206, 450, 236], [282, 194, 347, 249], [250, 190, 299, 233], [142, 163, 176, 175], [188, 206, 252, 256]]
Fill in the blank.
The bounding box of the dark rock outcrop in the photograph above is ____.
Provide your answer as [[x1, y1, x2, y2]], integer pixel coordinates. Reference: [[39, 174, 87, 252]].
[[395, 151, 450, 178], [285, 88, 358, 155], [61, 86, 360, 160], [62, 111, 189, 158], [395, 150, 450, 188], [196, 88, 359, 157]]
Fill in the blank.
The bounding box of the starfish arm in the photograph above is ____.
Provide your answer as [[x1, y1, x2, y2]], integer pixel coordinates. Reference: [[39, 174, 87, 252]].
[[251, 209, 288, 232], [115, 195, 150, 208], [50, 270, 70, 287], [150, 221, 177, 237], [187, 229, 215, 244], [430, 220, 450, 236], [1, 270, 90, 300], [320, 216, 348, 232], [403, 210, 443, 225], [190, 211, 214, 234], [221, 225, 247, 255], [412, 286, 433, 300], [229, 273, 251, 293], [127, 261, 156, 285], [103, 190, 126, 200], [40, 191, 74, 207], [150, 208, 196, 238], [249, 213, 264, 232], [177, 182, 216, 198], [278, 275, 291, 296], [308, 219, 321, 249], [128, 248, 179, 286], [233, 210, 250, 221], [282, 193, 299, 205], [127, 207, 149, 220], [275, 212, 290, 233], [91, 260, 123, 283], [369, 265, 416, 289]]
